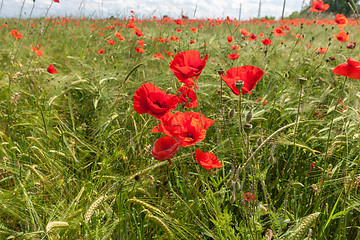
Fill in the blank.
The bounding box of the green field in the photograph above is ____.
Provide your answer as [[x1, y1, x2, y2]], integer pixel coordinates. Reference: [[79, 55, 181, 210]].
[[1, 11, 360, 239]]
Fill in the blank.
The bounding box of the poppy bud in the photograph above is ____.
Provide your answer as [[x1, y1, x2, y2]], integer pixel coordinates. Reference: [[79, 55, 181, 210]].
[[245, 110, 253, 123], [226, 179, 233, 188], [243, 123, 253, 134], [228, 108, 235, 119], [166, 87, 172, 94], [217, 68, 225, 75], [298, 77, 307, 86], [235, 80, 244, 91]]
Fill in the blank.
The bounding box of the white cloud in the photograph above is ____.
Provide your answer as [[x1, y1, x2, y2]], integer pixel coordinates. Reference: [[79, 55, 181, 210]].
[[0, 0, 303, 19]]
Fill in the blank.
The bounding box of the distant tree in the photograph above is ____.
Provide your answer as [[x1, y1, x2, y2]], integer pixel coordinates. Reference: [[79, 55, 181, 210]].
[[322, 0, 359, 16]]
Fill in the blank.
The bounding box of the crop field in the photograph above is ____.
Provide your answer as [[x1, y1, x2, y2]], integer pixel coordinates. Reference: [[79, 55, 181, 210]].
[[1, 2, 360, 239]]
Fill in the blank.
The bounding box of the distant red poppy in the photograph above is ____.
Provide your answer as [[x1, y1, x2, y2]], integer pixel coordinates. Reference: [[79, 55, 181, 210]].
[[228, 53, 240, 60], [227, 36, 233, 44], [53, 0, 59, 2], [189, 27, 197, 33], [232, 45, 240, 50], [47, 64, 58, 74], [136, 47, 144, 53], [32, 46, 44, 57], [176, 85, 198, 108], [244, 192, 256, 201], [133, 83, 179, 119], [98, 49, 105, 54], [107, 39, 116, 45], [316, 47, 327, 54], [333, 57, 360, 79], [310, 0, 330, 12], [261, 38, 272, 45], [334, 31, 349, 42], [347, 41, 356, 49], [174, 19, 183, 25], [115, 32, 125, 40], [9, 29, 23, 41], [221, 66, 264, 95], [137, 39, 144, 47], [247, 33, 257, 41], [310, 0, 329, 12], [195, 149, 222, 169], [240, 29, 250, 36], [169, 50, 209, 87], [273, 27, 286, 36], [335, 14, 348, 28], [133, 27, 144, 36], [151, 136, 180, 163], [190, 39, 195, 44], [152, 52, 164, 59], [152, 112, 214, 147]]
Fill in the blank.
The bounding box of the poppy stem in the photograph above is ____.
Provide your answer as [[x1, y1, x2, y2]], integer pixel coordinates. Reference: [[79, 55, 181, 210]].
[[238, 93, 245, 159]]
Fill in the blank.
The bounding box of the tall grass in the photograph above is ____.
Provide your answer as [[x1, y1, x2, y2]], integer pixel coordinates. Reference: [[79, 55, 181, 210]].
[[0, 7, 360, 239]]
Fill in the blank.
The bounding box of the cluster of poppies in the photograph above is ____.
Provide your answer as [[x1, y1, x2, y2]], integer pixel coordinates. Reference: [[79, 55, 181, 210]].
[[133, 50, 265, 169]]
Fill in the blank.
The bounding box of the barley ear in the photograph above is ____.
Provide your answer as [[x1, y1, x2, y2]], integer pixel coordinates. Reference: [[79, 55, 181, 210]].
[[46, 221, 69, 233], [84, 195, 106, 223]]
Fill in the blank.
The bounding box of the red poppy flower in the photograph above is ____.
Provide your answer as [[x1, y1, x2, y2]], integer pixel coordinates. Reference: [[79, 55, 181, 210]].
[[347, 41, 356, 49], [151, 136, 180, 163], [133, 83, 179, 119], [333, 57, 360, 79], [228, 53, 240, 60], [53, 0, 59, 2], [310, 0, 329, 12], [247, 33, 257, 41], [152, 52, 164, 59], [334, 31, 349, 42], [32, 46, 44, 57], [9, 29, 23, 41], [273, 27, 286, 36], [169, 50, 209, 87], [261, 38, 272, 45], [152, 112, 214, 147], [316, 47, 327, 54], [221, 66, 264, 95], [232, 45, 240, 50], [47, 64, 58, 74], [244, 192, 256, 201], [189, 27, 197, 33], [98, 49, 105, 54], [176, 85, 198, 108], [195, 149, 222, 169], [107, 39, 116, 45], [240, 29, 250, 36], [136, 47, 144, 53], [335, 14, 348, 29], [174, 19, 183, 25], [133, 27, 144, 36], [115, 32, 125, 40], [227, 36, 233, 44]]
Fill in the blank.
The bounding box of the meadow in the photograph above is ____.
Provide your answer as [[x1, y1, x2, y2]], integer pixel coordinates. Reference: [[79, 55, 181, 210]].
[[1, 7, 360, 240]]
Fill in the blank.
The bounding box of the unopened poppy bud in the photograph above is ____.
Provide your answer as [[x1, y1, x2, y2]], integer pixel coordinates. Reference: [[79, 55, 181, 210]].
[[166, 87, 172, 94], [298, 77, 307, 86], [235, 80, 244, 91], [217, 68, 225, 75], [228, 108, 235, 119], [243, 123, 253, 134], [226, 179, 233, 188], [245, 110, 253, 123]]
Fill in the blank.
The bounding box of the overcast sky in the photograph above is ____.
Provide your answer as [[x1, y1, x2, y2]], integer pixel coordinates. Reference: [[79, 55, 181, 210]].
[[0, 0, 306, 20]]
